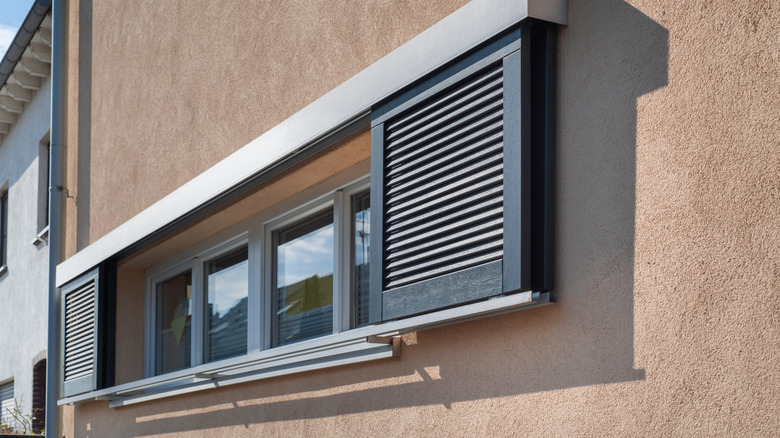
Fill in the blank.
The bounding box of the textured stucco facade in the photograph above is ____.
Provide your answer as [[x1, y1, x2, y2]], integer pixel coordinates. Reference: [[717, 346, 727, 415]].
[[59, 0, 779, 437], [0, 76, 51, 429]]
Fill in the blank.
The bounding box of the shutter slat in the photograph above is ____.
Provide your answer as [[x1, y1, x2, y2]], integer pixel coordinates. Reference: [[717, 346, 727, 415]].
[[386, 65, 502, 133], [387, 183, 503, 237], [66, 297, 95, 316], [386, 171, 503, 221], [386, 195, 502, 237], [65, 285, 94, 310], [64, 315, 94, 338], [386, 103, 503, 162], [64, 351, 93, 369], [65, 338, 94, 355], [386, 228, 503, 271], [387, 128, 503, 189], [387, 217, 504, 259], [380, 63, 505, 292], [387, 120, 503, 182], [386, 79, 503, 146], [387, 148, 503, 206]]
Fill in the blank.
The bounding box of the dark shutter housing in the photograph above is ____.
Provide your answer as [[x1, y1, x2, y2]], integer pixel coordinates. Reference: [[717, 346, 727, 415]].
[[370, 20, 555, 322]]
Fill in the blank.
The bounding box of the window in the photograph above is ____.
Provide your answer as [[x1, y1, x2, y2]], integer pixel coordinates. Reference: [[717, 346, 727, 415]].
[[0, 381, 13, 427], [0, 190, 7, 269], [145, 177, 370, 376], [205, 246, 248, 362], [36, 141, 50, 236], [351, 191, 371, 327], [137, 21, 553, 381], [147, 236, 251, 376], [31, 360, 45, 434], [155, 270, 192, 374], [272, 209, 335, 346]]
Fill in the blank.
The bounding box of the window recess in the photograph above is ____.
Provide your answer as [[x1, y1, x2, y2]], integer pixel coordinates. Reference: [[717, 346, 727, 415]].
[[57, 8, 561, 408]]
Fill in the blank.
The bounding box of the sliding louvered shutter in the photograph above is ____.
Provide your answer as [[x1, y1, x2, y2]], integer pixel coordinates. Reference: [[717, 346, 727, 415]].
[[61, 268, 100, 397], [370, 24, 553, 322]]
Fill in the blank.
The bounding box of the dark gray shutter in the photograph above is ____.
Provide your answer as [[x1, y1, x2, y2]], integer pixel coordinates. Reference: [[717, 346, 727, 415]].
[[60, 263, 115, 398], [370, 21, 555, 322], [61, 268, 99, 397]]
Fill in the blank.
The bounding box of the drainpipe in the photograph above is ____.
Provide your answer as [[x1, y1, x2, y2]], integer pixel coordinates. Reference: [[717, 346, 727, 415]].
[[46, 0, 66, 436]]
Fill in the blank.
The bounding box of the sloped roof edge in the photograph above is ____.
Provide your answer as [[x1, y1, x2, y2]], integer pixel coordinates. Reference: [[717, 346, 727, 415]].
[[0, 0, 51, 90]]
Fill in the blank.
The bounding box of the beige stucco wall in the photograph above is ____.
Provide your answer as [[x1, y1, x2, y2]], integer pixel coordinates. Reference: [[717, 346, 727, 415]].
[[64, 0, 779, 436], [72, 0, 467, 248]]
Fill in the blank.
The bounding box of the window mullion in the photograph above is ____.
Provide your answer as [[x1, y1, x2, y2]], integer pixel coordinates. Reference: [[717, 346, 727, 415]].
[[332, 191, 345, 335], [342, 191, 355, 331], [262, 223, 273, 350], [247, 221, 263, 353], [190, 258, 204, 367]]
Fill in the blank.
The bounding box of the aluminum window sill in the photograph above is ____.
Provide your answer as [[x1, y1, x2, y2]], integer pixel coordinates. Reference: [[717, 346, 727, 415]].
[[31, 225, 49, 246], [58, 291, 551, 408]]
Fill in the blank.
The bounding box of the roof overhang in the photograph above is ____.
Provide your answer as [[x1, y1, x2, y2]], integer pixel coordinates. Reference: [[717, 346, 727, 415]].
[[56, 0, 567, 287], [0, 0, 52, 142]]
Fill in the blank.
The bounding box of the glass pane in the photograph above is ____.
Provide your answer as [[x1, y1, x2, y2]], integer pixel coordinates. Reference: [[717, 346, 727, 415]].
[[352, 191, 370, 327], [274, 209, 334, 346], [206, 247, 248, 362], [156, 271, 192, 374]]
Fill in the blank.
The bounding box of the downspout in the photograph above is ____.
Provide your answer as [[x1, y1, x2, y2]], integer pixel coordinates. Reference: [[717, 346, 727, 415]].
[[46, 0, 66, 436]]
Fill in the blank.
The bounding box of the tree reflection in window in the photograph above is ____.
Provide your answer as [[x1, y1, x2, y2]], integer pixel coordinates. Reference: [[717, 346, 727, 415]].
[[156, 271, 191, 374], [206, 247, 248, 362], [273, 209, 334, 346]]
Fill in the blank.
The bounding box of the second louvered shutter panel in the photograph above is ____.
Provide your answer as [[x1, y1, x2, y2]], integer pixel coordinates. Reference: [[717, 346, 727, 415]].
[[61, 268, 100, 397], [382, 64, 505, 292], [370, 28, 529, 322], [368, 25, 549, 322]]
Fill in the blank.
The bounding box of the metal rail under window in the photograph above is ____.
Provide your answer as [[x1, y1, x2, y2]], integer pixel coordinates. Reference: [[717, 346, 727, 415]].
[[58, 291, 551, 408]]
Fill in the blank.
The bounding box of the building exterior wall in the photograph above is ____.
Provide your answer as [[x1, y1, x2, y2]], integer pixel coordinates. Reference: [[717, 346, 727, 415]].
[[0, 76, 51, 428], [61, 0, 779, 436]]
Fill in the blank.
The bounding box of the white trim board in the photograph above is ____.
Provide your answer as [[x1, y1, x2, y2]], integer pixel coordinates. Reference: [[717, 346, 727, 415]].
[[56, 0, 567, 287]]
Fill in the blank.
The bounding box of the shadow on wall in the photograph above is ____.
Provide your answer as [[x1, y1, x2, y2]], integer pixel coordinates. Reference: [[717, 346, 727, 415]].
[[75, 0, 668, 435]]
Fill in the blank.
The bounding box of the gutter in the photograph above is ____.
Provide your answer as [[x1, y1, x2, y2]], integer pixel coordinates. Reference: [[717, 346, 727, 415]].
[[45, 0, 65, 437], [0, 0, 51, 90]]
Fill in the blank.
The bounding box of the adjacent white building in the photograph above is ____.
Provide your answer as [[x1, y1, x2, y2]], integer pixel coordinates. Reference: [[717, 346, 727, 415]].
[[0, 3, 52, 434]]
